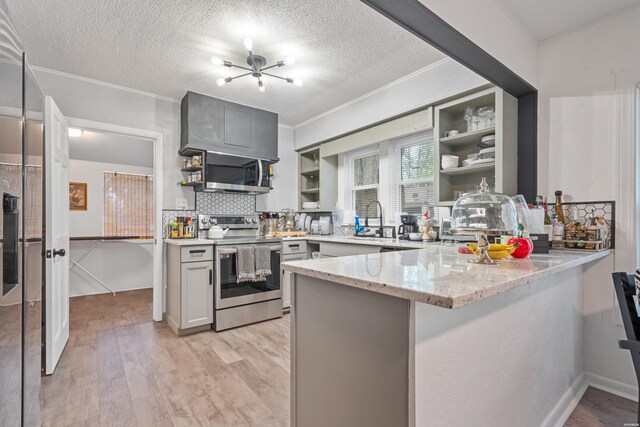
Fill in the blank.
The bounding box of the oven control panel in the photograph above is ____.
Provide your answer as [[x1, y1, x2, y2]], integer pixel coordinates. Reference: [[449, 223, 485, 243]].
[[198, 215, 259, 230]]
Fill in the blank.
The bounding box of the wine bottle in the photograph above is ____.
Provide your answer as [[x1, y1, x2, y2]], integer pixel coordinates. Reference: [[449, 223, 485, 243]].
[[543, 196, 551, 225], [554, 191, 565, 224]]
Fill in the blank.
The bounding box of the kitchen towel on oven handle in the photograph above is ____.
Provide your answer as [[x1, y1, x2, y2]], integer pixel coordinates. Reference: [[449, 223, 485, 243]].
[[255, 245, 272, 281], [236, 246, 256, 283]]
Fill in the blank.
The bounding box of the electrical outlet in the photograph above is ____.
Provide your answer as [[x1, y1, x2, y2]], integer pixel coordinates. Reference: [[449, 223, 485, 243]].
[[175, 198, 188, 210]]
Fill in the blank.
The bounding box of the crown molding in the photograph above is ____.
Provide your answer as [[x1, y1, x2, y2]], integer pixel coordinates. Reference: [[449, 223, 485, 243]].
[[31, 66, 180, 103]]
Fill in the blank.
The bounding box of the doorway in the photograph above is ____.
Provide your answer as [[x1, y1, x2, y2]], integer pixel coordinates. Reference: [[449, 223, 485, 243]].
[[64, 118, 163, 322]]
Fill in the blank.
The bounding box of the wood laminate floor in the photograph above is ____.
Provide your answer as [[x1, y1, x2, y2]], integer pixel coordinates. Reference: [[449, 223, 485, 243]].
[[43, 289, 637, 427], [565, 387, 637, 426], [41, 289, 290, 426]]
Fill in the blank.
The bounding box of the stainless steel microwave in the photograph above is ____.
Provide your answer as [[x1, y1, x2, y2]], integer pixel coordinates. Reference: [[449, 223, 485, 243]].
[[204, 152, 271, 194]]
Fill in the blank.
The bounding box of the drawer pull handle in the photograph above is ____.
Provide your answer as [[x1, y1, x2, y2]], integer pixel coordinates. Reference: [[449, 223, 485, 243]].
[[189, 249, 206, 254]]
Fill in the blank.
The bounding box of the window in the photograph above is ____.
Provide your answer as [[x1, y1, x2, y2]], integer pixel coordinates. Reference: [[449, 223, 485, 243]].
[[0, 163, 42, 239], [392, 131, 435, 216], [348, 150, 379, 218], [103, 172, 154, 237]]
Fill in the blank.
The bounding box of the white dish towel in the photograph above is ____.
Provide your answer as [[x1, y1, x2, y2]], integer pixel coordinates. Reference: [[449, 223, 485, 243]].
[[254, 245, 272, 281], [236, 246, 256, 283]]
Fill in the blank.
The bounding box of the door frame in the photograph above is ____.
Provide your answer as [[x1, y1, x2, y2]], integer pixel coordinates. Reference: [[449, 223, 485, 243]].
[[65, 117, 164, 321]]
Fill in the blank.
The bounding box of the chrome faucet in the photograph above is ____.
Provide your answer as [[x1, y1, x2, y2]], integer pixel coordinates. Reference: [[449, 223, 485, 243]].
[[364, 200, 384, 237]]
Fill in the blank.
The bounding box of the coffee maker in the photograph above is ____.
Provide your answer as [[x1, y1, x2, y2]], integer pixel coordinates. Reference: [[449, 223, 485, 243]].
[[397, 214, 419, 240]]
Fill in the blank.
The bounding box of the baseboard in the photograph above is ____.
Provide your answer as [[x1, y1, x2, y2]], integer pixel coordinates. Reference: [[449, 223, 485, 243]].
[[70, 284, 153, 298], [541, 373, 588, 427], [585, 371, 638, 402]]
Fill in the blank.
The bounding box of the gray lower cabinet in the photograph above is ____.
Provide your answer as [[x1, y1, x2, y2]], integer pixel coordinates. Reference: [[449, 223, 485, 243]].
[[181, 261, 214, 328], [318, 242, 381, 257], [166, 244, 214, 335], [282, 241, 307, 310]]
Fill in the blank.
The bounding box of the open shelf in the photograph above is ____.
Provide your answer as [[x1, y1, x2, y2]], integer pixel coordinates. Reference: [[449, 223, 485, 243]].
[[439, 127, 495, 146], [181, 166, 203, 172], [179, 181, 203, 187], [300, 188, 320, 194], [440, 162, 495, 176], [300, 168, 320, 177]]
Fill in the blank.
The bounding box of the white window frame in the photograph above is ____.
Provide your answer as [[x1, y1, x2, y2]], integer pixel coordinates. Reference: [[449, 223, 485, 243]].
[[391, 131, 435, 220], [345, 146, 380, 225]]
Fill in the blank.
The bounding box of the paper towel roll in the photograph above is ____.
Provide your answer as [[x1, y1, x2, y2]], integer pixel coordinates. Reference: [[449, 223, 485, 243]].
[[529, 208, 545, 234]]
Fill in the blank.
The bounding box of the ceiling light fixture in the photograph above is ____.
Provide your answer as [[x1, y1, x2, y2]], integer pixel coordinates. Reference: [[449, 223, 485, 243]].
[[213, 37, 302, 93], [68, 128, 84, 138]]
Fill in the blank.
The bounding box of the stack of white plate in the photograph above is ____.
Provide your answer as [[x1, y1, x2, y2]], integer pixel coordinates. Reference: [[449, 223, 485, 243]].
[[477, 147, 496, 159], [478, 134, 495, 149], [302, 201, 319, 209]]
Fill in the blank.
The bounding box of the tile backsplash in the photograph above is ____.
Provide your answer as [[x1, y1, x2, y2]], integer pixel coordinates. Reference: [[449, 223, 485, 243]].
[[196, 192, 255, 215], [162, 193, 257, 236]]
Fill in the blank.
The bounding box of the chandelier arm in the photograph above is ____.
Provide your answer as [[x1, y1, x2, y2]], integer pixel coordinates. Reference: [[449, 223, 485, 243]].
[[229, 71, 253, 80], [261, 71, 288, 81], [229, 64, 253, 72], [260, 63, 280, 71]]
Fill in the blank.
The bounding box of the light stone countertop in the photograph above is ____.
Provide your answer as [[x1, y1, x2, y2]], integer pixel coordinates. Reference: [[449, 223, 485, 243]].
[[164, 235, 438, 249], [164, 238, 217, 246], [282, 246, 611, 309]]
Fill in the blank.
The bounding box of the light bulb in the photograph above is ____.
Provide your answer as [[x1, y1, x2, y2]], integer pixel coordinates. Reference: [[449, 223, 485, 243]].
[[68, 128, 84, 138], [258, 80, 265, 93], [293, 79, 303, 87], [216, 78, 226, 87], [243, 37, 253, 51], [285, 57, 296, 65], [211, 57, 223, 66]]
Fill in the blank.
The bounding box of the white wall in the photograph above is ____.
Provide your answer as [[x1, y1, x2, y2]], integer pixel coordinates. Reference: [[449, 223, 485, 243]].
[[33, 68, 189, 210], [69, 159, 153, 236], [256, 125, 297, 211], [294, 59, 487, 149], [68, 158, 154, 296], [537, 8, 640, 397], [419, 0, 538, 87]]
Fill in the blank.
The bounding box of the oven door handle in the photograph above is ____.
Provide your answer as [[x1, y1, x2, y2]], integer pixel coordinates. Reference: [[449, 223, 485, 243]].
[[217, 245, 282, 255]]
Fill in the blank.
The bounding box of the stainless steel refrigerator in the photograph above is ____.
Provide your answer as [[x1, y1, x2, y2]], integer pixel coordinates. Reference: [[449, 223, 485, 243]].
[[0, 1, 44, 425]]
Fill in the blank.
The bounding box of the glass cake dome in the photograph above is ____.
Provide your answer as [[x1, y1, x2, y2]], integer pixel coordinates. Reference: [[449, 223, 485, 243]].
[[450, 178, 518, 236], [450, 177, 519, 265]]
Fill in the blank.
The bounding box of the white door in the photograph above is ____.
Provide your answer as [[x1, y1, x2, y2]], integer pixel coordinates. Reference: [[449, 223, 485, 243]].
[[44, 96, 70, 375]]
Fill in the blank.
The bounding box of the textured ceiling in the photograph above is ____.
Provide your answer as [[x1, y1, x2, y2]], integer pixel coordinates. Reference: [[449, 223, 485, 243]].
[[497, 0, 640, 41], [5, 0, 446, 126]]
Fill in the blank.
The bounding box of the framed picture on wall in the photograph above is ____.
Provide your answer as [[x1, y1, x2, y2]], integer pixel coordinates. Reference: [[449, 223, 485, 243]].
[[69, 182, 87, 211]]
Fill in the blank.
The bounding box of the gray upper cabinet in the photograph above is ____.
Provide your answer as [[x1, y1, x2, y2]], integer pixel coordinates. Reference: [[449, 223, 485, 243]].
[[180, 91, 279, 161]]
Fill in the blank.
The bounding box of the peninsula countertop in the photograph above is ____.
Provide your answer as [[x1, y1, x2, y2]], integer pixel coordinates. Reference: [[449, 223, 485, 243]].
[[282, 245, 611, 309], [164, 235, 440, 249]]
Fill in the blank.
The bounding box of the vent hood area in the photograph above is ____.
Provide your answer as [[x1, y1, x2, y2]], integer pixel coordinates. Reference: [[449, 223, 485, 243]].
[[180, 91, 279, 162]]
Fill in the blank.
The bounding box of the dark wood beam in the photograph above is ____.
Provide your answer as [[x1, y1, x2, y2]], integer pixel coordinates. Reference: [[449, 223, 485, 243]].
[[362, 0, 538, 200]]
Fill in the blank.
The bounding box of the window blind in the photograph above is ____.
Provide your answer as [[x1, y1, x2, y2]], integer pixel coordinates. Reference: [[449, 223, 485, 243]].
[[103, 172, 154, 238], [391, 131, 435, 219], [350, 153, 379, 217]]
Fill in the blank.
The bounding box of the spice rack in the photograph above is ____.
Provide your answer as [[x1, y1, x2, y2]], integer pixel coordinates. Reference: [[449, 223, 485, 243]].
[[179, 152, 204, 188]]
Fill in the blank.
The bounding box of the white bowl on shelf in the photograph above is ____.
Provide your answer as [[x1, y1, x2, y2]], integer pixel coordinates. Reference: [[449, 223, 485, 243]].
[[302, 201, 319, 209], [441, 155, 459, 170]]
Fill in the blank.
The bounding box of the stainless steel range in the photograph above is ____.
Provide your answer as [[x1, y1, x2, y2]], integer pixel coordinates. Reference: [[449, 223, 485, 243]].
[[198, 215, 283, 331]]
